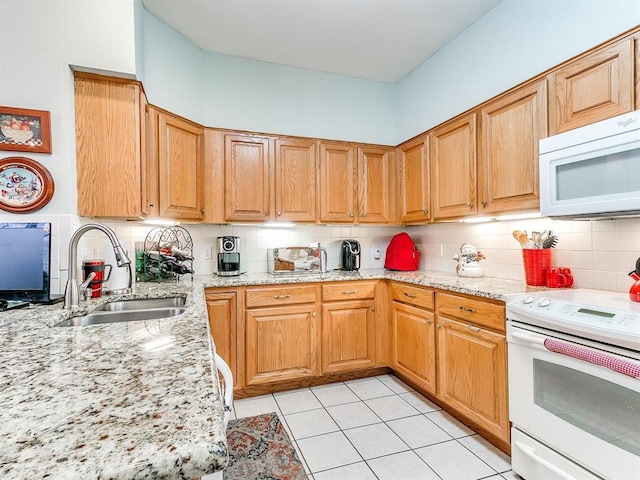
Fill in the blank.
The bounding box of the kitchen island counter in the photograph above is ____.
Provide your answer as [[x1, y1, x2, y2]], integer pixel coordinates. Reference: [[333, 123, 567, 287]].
[[0, 279, 228, 480]]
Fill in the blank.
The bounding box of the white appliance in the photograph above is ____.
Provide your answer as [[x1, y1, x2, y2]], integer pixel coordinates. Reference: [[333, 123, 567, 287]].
[[539, 109, 640, 219], [506, 289, 640, 480]]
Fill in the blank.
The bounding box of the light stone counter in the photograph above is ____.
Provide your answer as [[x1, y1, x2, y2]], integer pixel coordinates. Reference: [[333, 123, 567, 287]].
[[0, 269, 540, 479], [0, 279, 227, 480], [203, 268, 542, 301]]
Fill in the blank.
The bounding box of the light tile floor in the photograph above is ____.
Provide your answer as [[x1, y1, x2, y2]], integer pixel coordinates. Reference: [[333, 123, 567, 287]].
[[230, 374, 518, 480]]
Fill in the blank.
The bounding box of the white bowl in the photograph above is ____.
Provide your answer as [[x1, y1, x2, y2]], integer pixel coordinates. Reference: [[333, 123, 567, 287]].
[[1, 126, 34, 143]]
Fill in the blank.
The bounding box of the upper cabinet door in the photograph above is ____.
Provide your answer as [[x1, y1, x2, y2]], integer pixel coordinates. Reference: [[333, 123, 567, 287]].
[[479, 79, 547, 214], [549, 38, 634, 135], [357, 147, 396, 224], [75, 74, 146, 219], [318, 142, 356, 223], [224, 134, 271, 222], [156, 111, 205, 220], [275, 138, 317, 222], [398, 135, 430, 224], [430, 114, 477, 220]]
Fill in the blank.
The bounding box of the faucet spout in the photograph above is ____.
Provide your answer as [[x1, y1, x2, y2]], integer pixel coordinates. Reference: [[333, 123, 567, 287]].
[[63, 223, 132, 309]]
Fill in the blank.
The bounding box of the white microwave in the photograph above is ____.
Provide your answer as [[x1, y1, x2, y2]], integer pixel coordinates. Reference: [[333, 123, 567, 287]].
[[539, 109, 640, 219]]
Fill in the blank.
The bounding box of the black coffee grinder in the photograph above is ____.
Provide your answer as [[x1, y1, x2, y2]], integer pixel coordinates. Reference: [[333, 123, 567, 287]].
[[217, 236, 240, 276], [341, 239, 361, 271]]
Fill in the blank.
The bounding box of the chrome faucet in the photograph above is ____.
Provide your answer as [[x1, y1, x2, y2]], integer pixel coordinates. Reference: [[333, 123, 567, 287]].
[[63, 223, 132, 309]]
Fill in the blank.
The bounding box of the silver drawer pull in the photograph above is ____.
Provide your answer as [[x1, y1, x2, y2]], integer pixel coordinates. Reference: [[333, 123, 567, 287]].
[[273, 294, 290, 299], [404, 292, 416, 298], [467, 325, 481, 332], [342, 290, 357, 294], [458, 305, 476, 314], [426, 319, 432, 325]]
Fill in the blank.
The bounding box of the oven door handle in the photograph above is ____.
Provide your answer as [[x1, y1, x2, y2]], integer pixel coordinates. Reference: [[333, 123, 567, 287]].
[[514, 440, 580, 480], [511, 330, 547, 348]]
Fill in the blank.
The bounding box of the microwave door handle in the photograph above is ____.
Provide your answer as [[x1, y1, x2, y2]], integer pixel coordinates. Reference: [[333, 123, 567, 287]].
[[514, 440, 579, 480]]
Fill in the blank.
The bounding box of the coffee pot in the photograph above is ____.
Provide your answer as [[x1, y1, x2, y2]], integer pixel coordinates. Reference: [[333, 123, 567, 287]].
[[629, 256, 640, 303]]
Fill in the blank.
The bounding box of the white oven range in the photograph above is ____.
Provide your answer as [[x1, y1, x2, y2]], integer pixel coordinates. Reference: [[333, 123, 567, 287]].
[[506, 289, 640, 480]]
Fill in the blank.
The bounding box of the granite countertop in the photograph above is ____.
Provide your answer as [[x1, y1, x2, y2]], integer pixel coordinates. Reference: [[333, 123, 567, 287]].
[[0, 279, 228, 480], [204, 269, 540, 301], [0, 269, 537, 479]]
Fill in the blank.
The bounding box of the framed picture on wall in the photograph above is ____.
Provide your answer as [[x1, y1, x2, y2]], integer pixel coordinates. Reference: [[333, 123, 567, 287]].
[[0, 106, 52, 154], [0, 157, 55, 213]]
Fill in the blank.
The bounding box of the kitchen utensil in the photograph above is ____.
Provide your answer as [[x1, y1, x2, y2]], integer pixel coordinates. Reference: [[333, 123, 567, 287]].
[[534, 230, 548, 249], [512, 230, 528, 247], [542, 231, 558, 249]]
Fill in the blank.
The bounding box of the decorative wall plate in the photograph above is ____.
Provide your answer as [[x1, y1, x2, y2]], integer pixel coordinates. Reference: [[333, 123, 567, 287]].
[[0, 157, 54, 213]]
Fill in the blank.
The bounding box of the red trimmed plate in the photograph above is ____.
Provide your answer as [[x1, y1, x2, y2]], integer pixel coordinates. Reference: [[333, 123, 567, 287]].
[[0, 156, 54, 213]]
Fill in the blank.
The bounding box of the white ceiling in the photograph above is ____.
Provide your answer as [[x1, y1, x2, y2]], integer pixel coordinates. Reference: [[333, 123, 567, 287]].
[[142, 0, 503, 84]]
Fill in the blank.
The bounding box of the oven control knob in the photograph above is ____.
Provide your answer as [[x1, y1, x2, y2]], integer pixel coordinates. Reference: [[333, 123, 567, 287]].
[[537, 298, 551, 307], [523, 295, 535, 304]]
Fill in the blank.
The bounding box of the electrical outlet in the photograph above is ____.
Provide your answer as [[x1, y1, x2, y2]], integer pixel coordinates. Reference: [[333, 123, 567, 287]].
[[203, 246, 212, 260], [438, 244, 444, 257], [373, 245, 381, 260]]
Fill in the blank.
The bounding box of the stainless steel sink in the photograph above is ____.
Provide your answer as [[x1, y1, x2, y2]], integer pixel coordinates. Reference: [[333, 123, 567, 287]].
[[92, 296, 186, 311], [55, 297, 187, 327]]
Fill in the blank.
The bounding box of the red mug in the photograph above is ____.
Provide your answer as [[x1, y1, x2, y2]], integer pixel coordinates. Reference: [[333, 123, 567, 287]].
[[546, 267, 573, 288], [82, 260, 113, 298]]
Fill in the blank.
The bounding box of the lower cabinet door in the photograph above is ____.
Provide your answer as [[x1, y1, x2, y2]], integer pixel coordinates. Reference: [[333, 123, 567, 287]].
[[205, 292, 238, 387], [245, 304, 318, 385], [321, 300, 376, 373], [392, 301, 436, 395], [437, 316, 509, 443]]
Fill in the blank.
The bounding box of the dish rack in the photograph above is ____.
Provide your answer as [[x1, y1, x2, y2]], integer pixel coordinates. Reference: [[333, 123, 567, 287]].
[[138, 226, 194, 282]]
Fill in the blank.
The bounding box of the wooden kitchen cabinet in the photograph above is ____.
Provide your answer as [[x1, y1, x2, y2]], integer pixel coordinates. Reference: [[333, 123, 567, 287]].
[[224, 133, 271, 222], [224, 134, 317, 223], [318, 142, 357, 223], [430, 114, 477, 220], [274, 138, 317, 222], [320, 281, 377, 373], [205, 291, 238, 386], [390, 283, 436, 395], [549, 37, 635, 135], [478, 79, 547, 214], [357, 146, 396, 224], [244, 285, 319, 386], [318, 142, 396, 224], [74, 73, 148, 219], [147, 107, 205, 221], [435, 292, 509, 448], [398, 134, 430, 224]]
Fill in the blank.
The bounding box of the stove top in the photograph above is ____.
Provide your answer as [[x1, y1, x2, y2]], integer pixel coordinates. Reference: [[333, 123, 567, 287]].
[[506, 289, 640, 352]]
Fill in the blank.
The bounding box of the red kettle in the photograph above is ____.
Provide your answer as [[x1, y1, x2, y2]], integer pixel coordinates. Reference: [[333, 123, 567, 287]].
[[629, 256, 640, 303]]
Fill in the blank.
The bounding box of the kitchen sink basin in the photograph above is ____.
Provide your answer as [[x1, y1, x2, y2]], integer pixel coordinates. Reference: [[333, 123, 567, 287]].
[[55, 297, 187, 327], [92, 296, 186, 311]]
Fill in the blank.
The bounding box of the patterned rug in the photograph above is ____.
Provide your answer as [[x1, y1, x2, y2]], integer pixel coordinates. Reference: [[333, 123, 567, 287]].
[[224, 413, 309, 480]]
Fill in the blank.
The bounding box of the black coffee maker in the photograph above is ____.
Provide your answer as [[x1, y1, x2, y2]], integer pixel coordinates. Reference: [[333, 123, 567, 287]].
[[217, 236, 240, 276], [341, 239, 361, 271]]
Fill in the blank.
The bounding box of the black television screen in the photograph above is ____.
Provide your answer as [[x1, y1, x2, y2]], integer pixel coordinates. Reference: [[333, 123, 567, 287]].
[[0, 222, 52, 302]]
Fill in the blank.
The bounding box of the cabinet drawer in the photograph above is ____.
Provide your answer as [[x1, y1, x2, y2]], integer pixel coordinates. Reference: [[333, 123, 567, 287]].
[[246, 285, 316, 308], [437, 293, 505, 332], [321, 281, 376, 301], [390, 283, 434, 310]]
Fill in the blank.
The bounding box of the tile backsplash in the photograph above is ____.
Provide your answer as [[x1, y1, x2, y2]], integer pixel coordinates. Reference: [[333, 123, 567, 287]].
[[2, 213, 637, 295]]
